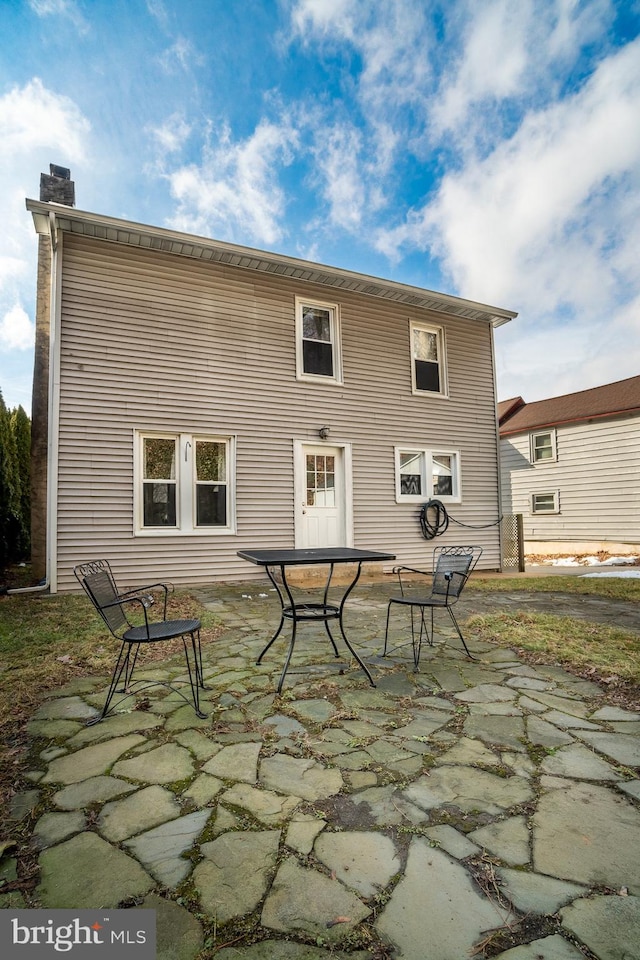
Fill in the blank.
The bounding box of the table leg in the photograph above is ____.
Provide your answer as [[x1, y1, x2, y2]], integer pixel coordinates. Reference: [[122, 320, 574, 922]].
[[337, 562, 376, 687], [256, 565, 286, 665]]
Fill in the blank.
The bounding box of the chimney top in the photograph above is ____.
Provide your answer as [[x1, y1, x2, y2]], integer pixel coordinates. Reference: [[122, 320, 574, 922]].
[[40, 165, 75, 206]]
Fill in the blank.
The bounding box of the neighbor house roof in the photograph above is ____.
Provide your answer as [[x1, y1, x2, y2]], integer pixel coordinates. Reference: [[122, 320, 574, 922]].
[[26, 198, 517, 328], [499, 375, 640, 435]]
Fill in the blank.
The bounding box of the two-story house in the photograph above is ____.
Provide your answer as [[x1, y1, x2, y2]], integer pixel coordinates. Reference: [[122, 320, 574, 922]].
[[499, 376, 640, 556], [27, 172, 517, 592]]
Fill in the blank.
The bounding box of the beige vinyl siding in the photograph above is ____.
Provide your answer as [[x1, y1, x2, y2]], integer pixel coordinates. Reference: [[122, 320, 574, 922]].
[[500, 413, 640, 545], [55, 234, 502, 590]]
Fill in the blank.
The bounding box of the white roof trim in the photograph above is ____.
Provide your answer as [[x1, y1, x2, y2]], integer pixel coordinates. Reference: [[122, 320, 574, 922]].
[[26, 199, 517, 327]]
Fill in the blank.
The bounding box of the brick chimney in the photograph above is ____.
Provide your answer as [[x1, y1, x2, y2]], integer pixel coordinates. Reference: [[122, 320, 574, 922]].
[[39, 164, 75, 206], [31, 164, 75, 583]]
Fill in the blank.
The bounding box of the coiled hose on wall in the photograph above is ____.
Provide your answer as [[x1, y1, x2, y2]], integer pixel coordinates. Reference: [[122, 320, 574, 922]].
[[419, 499, 450, 539], [419, 499, 503, 540]]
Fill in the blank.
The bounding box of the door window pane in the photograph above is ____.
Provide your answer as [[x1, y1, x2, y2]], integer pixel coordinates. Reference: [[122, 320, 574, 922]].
[[306, 454, 336, 507]]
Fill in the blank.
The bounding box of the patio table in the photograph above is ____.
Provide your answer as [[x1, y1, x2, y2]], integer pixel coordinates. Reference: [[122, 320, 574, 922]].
[[237, 547, 396, 692]]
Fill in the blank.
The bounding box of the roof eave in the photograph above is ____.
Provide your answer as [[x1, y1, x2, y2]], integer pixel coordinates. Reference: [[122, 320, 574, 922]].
[[26, 198, 518, 327]]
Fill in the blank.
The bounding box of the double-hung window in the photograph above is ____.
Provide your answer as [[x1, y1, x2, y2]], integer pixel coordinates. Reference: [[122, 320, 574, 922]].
[[136, 432, 235, 534], [395, 447, 461, 502], [296, 298, 342, 384], [531, 429, 556, 463], [410, 321, 447, 396]]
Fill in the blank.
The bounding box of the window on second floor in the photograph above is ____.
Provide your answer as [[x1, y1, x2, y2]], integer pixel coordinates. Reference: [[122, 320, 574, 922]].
[[531, 429, 557, 463], [295, 298, 342, 384], [136, 432, 235, 534], [395, 447, 461, 502], [410, 322, 447, 396]]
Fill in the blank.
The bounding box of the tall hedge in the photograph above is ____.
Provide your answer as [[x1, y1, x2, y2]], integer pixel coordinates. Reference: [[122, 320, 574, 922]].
[[0, 390, 31, 566]]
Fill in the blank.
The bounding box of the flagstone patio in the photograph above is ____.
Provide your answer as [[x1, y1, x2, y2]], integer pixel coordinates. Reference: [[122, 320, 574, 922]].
[[3, 580, 640, 959]]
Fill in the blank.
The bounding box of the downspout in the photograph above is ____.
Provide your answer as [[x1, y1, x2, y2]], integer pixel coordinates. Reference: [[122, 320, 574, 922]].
[[47, 216, 62, 593]]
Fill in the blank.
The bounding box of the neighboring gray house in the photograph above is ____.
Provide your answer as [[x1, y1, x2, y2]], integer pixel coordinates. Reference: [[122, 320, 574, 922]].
[[499, 376, 640, 555], [27, 187, 517, 592]]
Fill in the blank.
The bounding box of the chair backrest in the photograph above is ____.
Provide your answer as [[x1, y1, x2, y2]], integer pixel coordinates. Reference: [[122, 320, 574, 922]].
[[432, 546, 482, 598], [74, 560, 129, 636]]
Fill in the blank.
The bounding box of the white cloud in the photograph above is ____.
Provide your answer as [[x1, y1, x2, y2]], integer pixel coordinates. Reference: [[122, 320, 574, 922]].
[[1, 78, 90, 161], [28, 0, 89, 33], [164, 120, 299, 245], [421, 40, 640, 309], [430, 0, 611, 141], [0, 79, 89, 407], [312, 124, 365, 230], [0, 305, 34, 351], [149, 114, 192, 155], [159, 36, 204, 73]]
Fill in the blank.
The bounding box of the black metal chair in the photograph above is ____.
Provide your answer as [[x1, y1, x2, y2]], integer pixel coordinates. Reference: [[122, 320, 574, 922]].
[[74, 559, 207, 724], [383, 545, 482, 669]]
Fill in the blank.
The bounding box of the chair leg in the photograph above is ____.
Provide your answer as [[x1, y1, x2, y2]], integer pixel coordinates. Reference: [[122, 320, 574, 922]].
[[447, 607, 477, 660], [182, 630, 208, 719], [87, 641, 130, 725], [383, 602, 394, 655]]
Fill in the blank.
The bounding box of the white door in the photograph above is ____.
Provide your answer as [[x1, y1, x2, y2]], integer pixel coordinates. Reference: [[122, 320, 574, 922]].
[[295, 443, 351, 548]]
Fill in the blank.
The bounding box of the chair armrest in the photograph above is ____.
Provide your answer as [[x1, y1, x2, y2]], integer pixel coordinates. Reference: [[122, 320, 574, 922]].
[[120, 582, 173, 618], [97, 594, 152, 637], [392, 565, 431, 597]]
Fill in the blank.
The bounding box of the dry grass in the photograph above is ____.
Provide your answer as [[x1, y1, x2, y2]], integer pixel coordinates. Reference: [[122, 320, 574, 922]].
[[470, 573, 640, 602], [468, 610, 640, 692], [0, 589, 221, 840]]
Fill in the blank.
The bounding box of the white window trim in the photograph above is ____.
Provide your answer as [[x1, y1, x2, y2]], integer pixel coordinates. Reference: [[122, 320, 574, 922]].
[[531, 491, 560, 514], [409, 320, 448, 397], [295, 296, 343, 385], [530, 428, 557, 463], [394, 446, 461, 503], [134, 431, 236, 535]]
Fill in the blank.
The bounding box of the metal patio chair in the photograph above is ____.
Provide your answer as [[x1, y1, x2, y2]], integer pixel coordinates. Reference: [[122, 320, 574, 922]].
[[74, 559, 207, 724], [383, 545, 482, 669]]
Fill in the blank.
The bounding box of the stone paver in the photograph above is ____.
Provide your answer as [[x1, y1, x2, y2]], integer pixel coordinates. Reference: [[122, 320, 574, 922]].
[[376, 841, 503, 960], [6, 580, 640, 960], [194, 831, 281, 922]]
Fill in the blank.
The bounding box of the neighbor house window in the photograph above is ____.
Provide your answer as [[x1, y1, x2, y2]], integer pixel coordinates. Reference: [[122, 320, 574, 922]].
[[136, 432, 235, 534], [395, 447, 461, 502], [296, 298, 342, 384], [410, 322, 447, 396], [531, 429, 556, 463], [531, 491, 559, 513]]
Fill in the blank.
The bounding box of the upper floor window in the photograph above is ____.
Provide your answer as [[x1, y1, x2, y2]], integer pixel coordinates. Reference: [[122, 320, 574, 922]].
[[395, 447, 461, 502], [410, 322, 447, 396], [136, 432, 235, 535], [531, 429, 557, 463], [296, 298, 342, 384]]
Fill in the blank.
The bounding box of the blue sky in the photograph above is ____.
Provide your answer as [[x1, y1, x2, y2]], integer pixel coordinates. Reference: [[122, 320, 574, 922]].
[[1, 0, 639, 413]]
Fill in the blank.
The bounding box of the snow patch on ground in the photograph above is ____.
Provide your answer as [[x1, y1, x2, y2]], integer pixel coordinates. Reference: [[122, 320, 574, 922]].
[[527, 553, 640, 577]]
